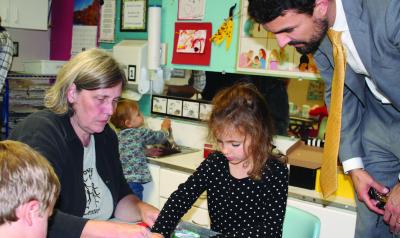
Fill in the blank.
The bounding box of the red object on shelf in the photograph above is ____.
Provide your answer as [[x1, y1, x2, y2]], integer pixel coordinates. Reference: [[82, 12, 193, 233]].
[[203, 143, 215, 159]]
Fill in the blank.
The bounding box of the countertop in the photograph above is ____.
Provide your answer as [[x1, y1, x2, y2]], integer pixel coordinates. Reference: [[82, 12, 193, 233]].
[[147, 151, 357, 211]]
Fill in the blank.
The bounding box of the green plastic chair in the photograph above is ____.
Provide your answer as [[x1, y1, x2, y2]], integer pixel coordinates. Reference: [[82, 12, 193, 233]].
[[282, 206, 321, 238]]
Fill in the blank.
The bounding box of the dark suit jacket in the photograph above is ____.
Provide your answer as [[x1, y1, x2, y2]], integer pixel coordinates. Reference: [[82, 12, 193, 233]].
[[313, 0, 400, 162]]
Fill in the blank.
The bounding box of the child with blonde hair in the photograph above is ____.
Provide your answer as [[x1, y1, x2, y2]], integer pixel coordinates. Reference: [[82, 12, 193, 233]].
[[0, 140, 60, 238], [151, 83, 289, 237], [110, 99, 171, 200]]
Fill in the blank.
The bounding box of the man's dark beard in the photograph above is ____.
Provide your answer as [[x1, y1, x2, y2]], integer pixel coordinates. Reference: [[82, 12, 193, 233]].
[[289, 18, 329, 54]]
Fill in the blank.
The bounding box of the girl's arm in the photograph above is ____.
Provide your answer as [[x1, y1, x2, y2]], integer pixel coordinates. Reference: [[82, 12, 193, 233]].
[[151, 159, 210, 237]]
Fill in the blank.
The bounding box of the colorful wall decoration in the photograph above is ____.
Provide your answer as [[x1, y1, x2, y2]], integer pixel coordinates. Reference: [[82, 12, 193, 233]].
[[236, 0, 320, 80]]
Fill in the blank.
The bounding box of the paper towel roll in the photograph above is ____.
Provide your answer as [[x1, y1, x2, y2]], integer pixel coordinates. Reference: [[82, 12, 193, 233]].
[[147, 6, 161, 70]]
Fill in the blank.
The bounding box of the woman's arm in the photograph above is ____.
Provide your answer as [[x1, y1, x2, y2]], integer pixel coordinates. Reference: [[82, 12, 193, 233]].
[[81, 219, 152, 238], [114, 194, 160, 227]]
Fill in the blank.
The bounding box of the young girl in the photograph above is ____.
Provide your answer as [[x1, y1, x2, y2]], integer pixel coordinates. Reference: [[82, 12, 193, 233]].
[[110, 99, 171, 200], [151, 83, 289, 237]]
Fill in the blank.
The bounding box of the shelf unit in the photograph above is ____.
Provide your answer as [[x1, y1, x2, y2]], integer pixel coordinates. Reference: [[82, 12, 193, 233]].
[[1, 73, 55, 138]]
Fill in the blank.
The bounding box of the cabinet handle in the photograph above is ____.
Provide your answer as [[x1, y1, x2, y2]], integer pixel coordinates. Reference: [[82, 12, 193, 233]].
[[191, 220, 209, 228]]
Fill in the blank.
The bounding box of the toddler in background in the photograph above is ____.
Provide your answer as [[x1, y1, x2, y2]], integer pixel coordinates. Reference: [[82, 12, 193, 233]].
[[151, 83, 289, 238], [110, 99, 171, 200], [0, 140, 60, 238]]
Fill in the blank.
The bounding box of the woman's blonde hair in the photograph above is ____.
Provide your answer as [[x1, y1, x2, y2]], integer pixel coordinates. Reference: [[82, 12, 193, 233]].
[[110, 99, 139, 130], [44, 48, 127, 114], [208, 83, 279, 180], [0, 140, 60, 225]]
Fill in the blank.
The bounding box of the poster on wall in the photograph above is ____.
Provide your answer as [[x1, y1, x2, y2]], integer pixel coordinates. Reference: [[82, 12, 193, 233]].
[[171, 22, 212, 66], [99, 0, 116, 42], [71, 0, 101, 56], [307, 80, 325, 100], [236, 0, 320, 79]]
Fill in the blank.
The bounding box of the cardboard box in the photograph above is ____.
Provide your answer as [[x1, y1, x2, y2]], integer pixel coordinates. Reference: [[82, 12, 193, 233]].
[[287, 141, 323, 190], [286, 141, 355, 200]]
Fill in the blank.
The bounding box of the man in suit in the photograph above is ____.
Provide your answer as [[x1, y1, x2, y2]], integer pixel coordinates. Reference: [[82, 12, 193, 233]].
[[248, 0, 400, 237]]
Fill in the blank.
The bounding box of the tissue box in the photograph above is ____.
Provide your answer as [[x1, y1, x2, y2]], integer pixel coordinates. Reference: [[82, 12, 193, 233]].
[[287, 141, 323, 190], [23, 60, 67, 75]]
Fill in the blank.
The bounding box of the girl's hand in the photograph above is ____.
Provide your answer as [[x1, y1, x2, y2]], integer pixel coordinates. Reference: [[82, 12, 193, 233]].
[[150, 233, 164, 238]]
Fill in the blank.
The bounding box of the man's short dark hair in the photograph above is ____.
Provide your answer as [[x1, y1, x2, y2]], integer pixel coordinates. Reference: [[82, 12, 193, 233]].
[[248, 0, 316, 24]]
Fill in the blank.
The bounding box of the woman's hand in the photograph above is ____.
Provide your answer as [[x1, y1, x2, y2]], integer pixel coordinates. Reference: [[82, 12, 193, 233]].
[[82, 220, 153, 238], [114, 195, 159, 225], [137, 201, 160, 227]]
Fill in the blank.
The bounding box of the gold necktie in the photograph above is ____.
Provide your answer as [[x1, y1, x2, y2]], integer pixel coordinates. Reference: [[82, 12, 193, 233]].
[[320, 29, 346, 198]]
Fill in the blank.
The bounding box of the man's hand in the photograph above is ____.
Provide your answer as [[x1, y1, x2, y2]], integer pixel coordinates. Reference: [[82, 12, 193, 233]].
[[350, 169, 388, 215], [137, 201, 160, 227], [384, 183, 400, 234]]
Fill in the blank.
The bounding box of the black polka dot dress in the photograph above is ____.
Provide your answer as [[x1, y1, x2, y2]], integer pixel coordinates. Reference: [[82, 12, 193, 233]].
[[151, 152, 289, 238]]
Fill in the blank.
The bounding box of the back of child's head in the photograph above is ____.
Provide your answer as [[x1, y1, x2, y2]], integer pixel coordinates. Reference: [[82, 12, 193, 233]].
[[208, 83, 275, 180], [110, 99, 139, 130], [0, 140, 60, 225]]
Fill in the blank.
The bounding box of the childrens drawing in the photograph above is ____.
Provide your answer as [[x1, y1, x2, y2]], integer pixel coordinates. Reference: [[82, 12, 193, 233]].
[[253, 56, 261, 68], [176, 30, 207, 54], [236, 0, 320, 79], [258, 48, 267, 69], [178, 0, 206, 20], [299, 53, 320, 73], [238, 50, 254, 68]]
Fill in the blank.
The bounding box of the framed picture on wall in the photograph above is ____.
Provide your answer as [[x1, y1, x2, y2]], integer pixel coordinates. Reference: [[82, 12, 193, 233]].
[[182, 100, 200, 119], [120, 0, 147, 32]]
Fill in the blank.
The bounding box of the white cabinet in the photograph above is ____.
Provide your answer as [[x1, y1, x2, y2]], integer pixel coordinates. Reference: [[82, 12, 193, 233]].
[[288, 197, 356, 238], [143, 163, 161, 208], [0, 0, 49, 30], [157, 167, 211, 228]]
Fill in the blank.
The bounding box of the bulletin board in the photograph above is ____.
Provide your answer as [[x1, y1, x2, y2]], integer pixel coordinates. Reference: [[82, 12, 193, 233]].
[[161, 0, 241, 73], [236, 0, 321, 80], [99, 0, 162, 49]]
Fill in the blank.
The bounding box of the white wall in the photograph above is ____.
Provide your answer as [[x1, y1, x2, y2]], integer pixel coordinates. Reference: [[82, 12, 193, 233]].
[[6, 28, 50, 71]]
